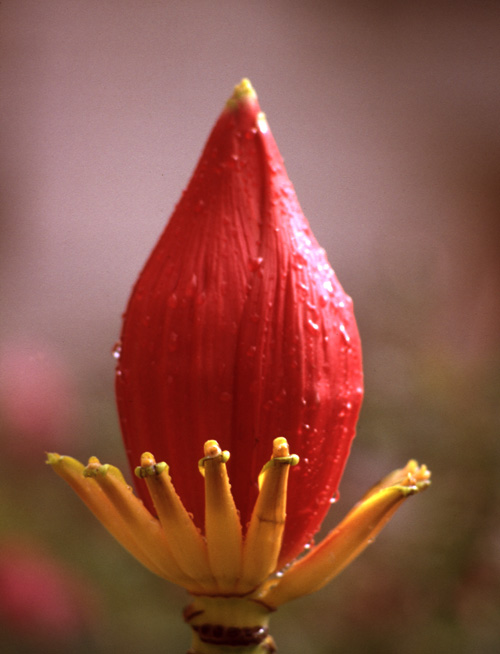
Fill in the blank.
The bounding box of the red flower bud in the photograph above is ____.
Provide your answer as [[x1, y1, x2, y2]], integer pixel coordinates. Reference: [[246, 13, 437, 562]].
[[115, 79, 363, 565]]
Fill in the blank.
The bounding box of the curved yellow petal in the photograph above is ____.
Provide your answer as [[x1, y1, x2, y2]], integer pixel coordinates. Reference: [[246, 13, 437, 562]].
[[199, 441, 243, 594], [259, 461, 431, 608], [136, 452, 217, 593], [47, 453, 204, 593], [237, 438, 299, 594]]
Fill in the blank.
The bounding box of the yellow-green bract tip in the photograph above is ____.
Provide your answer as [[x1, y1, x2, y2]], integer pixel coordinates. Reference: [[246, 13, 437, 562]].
[[226, 78, 257, 109]]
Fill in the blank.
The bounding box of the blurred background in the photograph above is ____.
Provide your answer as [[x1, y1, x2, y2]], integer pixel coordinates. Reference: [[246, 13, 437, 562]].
[[1, 1, 499, 652]]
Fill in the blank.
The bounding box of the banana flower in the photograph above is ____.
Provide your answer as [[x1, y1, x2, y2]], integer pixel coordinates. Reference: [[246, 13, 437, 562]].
[[49, 79, 430, 653]]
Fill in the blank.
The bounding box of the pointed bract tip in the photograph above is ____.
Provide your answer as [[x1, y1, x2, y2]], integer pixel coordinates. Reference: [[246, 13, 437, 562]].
[[226, 78, 257, 110]]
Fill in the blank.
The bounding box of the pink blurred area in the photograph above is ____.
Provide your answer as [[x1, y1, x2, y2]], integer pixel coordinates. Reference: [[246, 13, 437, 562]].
[[0, 539, 99, 645], [0, 340, 81, 458]]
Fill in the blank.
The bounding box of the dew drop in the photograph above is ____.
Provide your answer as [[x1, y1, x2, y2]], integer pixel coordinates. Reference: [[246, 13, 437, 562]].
[[306, 301, 318, 318], [257, 112, 268, 133], [339, 323, 350, 343], [112, 341, 122, 360], [323, 280, 334, 294], [307, 319, 319, 334], [329, 491, 340, 504], [168, 293, 178, 308], [248, 256, 264, 271], [226, 153, 239, 170], [294, 251, 308, 266]]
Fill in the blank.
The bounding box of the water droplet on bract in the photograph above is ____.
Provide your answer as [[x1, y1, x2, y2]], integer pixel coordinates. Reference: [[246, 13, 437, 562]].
[[329, 491, 340, 504], [246, 345, 257, 358], [168, 293, 178, 308], [244, 127, 257, 140], [248, 256, 264, 271], [257, 112, 268, 133], [307, 301, 318, 318], [226, 153, 239, 170], [220, 391, 232, 403], [339, 323, 350, 343], [323, 280, 334, 294], [307, 319, 319, 334], [112, 341, 122, 360], [297, 282, 309, 299]]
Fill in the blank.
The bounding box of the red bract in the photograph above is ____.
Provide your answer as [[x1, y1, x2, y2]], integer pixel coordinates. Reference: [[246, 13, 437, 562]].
[[115, 81, 363, 564]]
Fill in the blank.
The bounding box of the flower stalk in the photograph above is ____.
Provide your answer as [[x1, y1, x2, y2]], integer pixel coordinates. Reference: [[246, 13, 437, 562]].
[[48, 79, 431, 651]]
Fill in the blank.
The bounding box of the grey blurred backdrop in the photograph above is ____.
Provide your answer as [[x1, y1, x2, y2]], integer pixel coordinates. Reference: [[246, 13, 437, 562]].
[[1, 2, 499, 653]]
